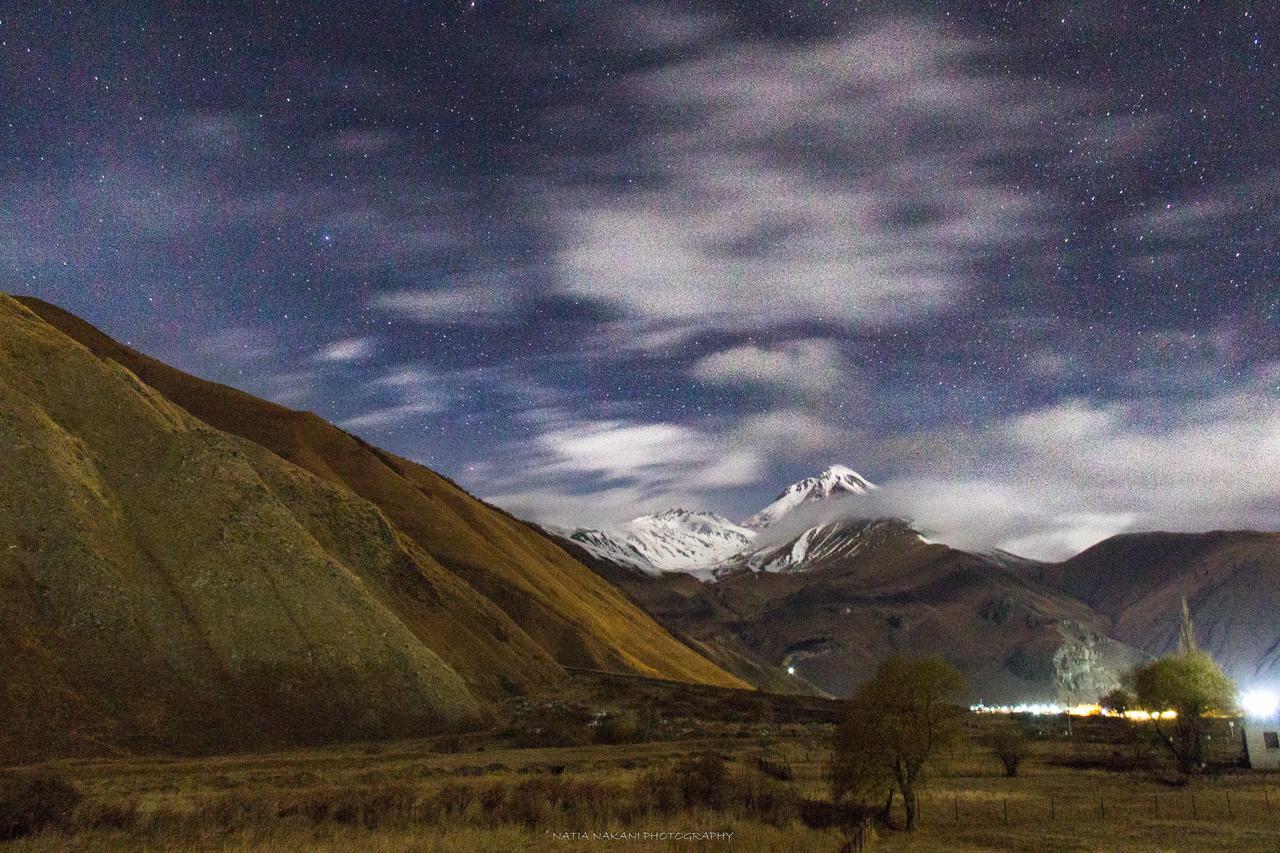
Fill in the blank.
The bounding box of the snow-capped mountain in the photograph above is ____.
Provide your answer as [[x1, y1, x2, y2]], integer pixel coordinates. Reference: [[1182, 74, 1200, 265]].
[[717, 518, 906, 577], [560, 465, 881, 580], [567, 508, 755, 578], [742, 464, 876, 530]]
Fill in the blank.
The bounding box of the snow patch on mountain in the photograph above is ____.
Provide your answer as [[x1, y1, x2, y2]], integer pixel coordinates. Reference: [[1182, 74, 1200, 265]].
[[561, 465, 886, 580], [568, 508, 755, 577], [742, 465, 876, 530]]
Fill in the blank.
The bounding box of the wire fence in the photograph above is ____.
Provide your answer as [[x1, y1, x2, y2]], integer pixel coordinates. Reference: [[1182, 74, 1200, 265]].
[[905, 786, 1280, 827]]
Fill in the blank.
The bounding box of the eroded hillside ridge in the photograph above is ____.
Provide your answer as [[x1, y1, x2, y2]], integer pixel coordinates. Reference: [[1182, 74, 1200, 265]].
[[0, 295, 744, 761]]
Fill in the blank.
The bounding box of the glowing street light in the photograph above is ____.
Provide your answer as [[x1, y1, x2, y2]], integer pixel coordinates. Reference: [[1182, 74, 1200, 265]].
[[1240, 689, 1279, 719]]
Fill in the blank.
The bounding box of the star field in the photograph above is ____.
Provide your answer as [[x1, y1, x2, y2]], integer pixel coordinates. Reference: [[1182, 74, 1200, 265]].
[[4, 2, 1279, 556]]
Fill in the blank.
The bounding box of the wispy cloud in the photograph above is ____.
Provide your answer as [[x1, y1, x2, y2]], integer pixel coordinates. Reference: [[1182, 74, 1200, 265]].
[[483, 416, 764, 526], [540, 18, 1067, 333], [314, 337, 376, 363], [869, 391, 1280, 558], [372, 286, 513, 324], [692, 338, 860, 400]]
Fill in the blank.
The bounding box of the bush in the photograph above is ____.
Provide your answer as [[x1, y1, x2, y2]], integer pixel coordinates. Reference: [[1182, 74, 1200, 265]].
[[673, 751, 729, 810], [987, 721, 1031, 777], [595, 710, 642, 744], [0, 770, 83, 840], [725, 765, 797, 826], [631, 752, 796, 825]]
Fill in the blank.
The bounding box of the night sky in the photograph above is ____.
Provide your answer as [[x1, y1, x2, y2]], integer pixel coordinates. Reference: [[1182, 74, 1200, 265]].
[[5, 2, 1279, 557]]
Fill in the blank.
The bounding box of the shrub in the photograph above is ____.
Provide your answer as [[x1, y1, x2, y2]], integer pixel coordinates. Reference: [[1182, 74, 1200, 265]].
[[672, 751, 729, 810], [725, 765, 797, 826], [986, 720, 1031, 777], [633, 768, 683, 813], [595, 710, 642, 744], [274, 783, 417, 828], [0, 770, 83, 840]]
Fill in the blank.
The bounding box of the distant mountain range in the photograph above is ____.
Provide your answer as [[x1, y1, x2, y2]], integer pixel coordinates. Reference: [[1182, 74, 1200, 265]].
[[0, 295, 742, 762], [551, 464, 1280, 704], [558, 465, 895, 578]]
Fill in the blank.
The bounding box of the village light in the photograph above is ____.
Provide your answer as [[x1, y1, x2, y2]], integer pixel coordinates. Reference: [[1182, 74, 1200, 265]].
[[1241, 689, 1279, 719]]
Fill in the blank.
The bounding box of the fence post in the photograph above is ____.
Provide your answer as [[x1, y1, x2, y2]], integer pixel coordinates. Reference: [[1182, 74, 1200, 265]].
[[1191, 792, 1197, 819], [1226, 790, 1232, 818], [1266, 787, 1272, 814]]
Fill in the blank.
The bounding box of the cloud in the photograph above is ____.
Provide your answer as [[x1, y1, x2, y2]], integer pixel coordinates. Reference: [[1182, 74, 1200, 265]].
[[1125, 168, 1280, 242], [867, 392, 1280, 558], [540, 17, 1071, 333], [341, 402, 443, 430], [314, 337, 376, 363], [483, 417, 765, 526], [692, 338, 856, 398], [372, 286, 512, 323], [730, 408, 857, 459]]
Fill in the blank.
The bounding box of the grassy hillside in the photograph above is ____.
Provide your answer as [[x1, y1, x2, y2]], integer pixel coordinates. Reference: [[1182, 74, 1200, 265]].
[[0, 295, 500, 760], [16, 296, 743, 691]]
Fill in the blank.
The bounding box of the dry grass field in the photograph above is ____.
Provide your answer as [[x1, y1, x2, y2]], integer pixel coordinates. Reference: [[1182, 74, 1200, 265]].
[[3, 674, 1279, 852]]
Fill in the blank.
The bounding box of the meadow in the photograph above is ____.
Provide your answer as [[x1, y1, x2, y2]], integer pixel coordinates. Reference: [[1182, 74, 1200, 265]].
[[3, 673, 1277, 852]]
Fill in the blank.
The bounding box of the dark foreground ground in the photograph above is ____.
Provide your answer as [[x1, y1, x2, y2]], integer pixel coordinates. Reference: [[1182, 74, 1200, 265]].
[[2, 672, 1277, 852]]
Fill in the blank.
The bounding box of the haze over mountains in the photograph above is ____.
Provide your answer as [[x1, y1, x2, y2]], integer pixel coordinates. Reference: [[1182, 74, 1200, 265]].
[[554, 462, 1280, 704]]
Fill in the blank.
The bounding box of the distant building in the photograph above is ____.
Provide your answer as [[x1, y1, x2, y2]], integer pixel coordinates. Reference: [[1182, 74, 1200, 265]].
[[1244, 717, 1280, 770]]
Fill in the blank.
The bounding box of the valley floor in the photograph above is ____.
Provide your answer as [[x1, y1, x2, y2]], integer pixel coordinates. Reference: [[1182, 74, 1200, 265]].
[[3, 678, 1278, 852]]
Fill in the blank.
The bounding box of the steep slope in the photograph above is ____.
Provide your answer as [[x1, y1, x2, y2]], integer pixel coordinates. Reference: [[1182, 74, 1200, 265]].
[[1025, 531, 1280, 684], [17, 296, 743, 691], [0, 295, 502, 760]]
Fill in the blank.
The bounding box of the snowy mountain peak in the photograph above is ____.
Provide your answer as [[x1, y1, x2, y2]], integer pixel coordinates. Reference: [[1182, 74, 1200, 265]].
[[742, 464, 876, 530], [643, 507, 730, 524], [569, 507, 755, 577]]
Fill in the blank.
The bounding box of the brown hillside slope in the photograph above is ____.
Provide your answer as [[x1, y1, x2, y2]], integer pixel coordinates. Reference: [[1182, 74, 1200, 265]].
[[0, 295, 511, 760], [16, 296, 743, 690], [1026, 531, 1280, 683]]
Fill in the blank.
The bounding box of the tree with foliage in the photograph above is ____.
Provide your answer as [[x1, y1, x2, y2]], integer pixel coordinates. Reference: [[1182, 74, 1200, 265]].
[[1100, 687, 1135, 715], [1130, 650, 1236, 774], [986, 719, 1031, 777], [830, 656, 965, 830]]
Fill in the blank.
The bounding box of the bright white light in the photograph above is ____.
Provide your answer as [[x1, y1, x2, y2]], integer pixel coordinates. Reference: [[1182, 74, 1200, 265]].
[[1241, 689, 1279, 719], [786, 666, 796, 676]]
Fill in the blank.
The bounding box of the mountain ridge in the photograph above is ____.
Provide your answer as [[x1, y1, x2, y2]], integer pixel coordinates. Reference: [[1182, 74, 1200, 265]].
[[2, 294, 746, 761]]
